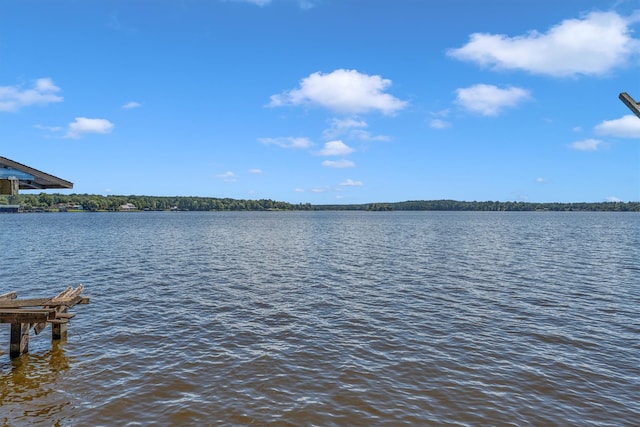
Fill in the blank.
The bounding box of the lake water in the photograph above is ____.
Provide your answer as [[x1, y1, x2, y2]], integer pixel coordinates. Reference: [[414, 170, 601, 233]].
[[1, 211, 638, 426]]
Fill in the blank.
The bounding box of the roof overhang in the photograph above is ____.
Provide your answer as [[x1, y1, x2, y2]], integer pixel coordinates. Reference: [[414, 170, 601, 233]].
[[0, 156, 73, 191]]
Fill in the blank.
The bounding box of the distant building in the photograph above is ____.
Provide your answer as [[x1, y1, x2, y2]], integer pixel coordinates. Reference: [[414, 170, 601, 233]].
[[119, 203, 137, 211]]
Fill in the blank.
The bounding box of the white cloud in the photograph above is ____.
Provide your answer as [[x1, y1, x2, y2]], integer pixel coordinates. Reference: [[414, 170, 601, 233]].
[[318, 140, 355, 156], [594, 115, 640, 138], [122, 101, 142, 109], [448, 11, 639, 77], [249, 168, 263, 174], [322, 159, 355, 168], [226, 0, 272, 6], [0, 78, 63, 112], [536, 177, 548, 183], [570, 138, 603, 151], [455, 84, 531, 116], [429, 119, 451, 129], [65, 117, 114, 139], [339, 179, 363, 187], [259, 136, 313, 149], [606, 196, 623, 202], [225, 0, 315, 7], [269, 69, 407, 115], [217, 171, 236, 182]]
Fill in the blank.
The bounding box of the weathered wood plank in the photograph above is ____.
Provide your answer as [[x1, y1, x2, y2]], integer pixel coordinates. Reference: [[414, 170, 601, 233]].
[[0, 291, 17, 300], [0, 309, 55, 323], [56, 312, 76, 319], [51, 285, 83, 303], [0, 298, 55, 308], [0, 296, 89, 308]]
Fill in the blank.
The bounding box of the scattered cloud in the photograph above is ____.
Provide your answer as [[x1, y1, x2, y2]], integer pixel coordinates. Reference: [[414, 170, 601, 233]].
[[122, 101, 142, 109], [323, 118, 390, 141], [217, 171, 236, 182], [318, 140, 355, 156], [234, 0, 272, 5], [339, 179, 363, 187], [0, 78, 63, 112], [535, 177, 548, 183], [249, 168, 263, 174], [455, 84, 531, 116], [224, 0, 317, 9], [269, 69, 407, 115], [259, 136, 313, 149], [606, 196, 623, 202], [448, 11, 639, 77], [65, 117, 114, 139], [570, 138, 603, 151], [296, 0, 316, 9], [34, 124, 64, 133], [429, 119, 451, 129], [594, 115, 640, 138], [322, 159, 355, 168], [323, 118, 367, 138]]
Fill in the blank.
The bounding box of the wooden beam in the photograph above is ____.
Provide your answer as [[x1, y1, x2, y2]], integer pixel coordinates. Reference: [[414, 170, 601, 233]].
[[0, 298, 56, 308], [0, 296, 89, 308], [0, 291, 18, 300], [0, 309, 55, 323], [56, 312, 76, 319]]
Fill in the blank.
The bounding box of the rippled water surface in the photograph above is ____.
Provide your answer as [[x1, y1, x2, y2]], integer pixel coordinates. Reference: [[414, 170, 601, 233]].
[[1, 211, 638, 426]]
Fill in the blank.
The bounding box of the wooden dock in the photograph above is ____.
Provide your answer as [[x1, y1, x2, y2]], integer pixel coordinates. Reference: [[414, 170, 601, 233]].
[[0, 285, 89, 358]]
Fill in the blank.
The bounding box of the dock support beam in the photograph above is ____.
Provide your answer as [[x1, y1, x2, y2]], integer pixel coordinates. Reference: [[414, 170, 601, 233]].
[[10, 323, 30, 358], [51, 308, 69, 340]]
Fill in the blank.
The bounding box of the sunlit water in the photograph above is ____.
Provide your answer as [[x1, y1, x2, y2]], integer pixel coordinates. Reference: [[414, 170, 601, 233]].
[[1, 211, 638, 426]]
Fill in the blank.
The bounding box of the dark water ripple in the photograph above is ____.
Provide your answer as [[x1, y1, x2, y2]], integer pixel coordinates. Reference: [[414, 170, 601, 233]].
[[1, 211, 639, 426]]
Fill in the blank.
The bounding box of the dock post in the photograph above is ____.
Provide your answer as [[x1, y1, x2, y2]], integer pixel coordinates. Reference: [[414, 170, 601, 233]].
[[52, 308, 68, 340], [10, 323, 30, 358]]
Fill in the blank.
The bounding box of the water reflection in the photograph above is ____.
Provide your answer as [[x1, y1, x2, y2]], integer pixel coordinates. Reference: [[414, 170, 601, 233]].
[[0, 340, 74, 426]]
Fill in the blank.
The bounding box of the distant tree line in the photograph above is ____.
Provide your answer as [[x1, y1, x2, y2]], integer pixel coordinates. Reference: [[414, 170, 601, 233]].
[[1, 194, 638, 212], [1, 193, 293, 212]]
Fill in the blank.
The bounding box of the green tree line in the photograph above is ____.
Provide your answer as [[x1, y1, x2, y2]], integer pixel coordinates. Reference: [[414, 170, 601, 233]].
[[1, 194, 638, 212]]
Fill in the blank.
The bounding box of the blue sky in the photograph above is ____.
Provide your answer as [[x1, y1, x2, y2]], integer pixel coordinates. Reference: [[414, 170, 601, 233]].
[[1, 0, 639, 204]]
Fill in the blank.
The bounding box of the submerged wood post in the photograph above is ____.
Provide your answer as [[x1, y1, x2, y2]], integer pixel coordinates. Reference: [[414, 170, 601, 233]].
[[10, 323, 30, 358]]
